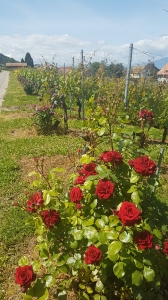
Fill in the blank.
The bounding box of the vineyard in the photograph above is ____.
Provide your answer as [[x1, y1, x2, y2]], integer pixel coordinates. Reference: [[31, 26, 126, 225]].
[[0, 66, 168, 300]]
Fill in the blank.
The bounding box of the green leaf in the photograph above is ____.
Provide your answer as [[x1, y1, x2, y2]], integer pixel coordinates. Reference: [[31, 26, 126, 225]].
[[70, 241, 78, 248], [109, 215, 119, 227], [153, 229, 163, 240], [86, 286, 94, 294], [131, 191, 141, 204], [113, 262, 125, 279], [67, 257, 76, 266], [130, 175, 140, 183], [99, 117, 107, 125], [73, 230, 84, 240], [95, 219, 105, 229], [132, 270, 143, 286], [133, 126, 143, 133], [100, 296, 107, 300], [143, 266, 155, 281], [45, 275, 56, 287], [98, 230, 108, 244], [18, 256, 29, 266], [83, 292, 90, 299], [106, 229, 119, 240], [23, 295, 32, 300], [93, 295, 101, 300], [134, 259, 143, 269], [119, 231, 132, 243], [97, 127, 106, 136], [51, 167, 65, 172], [95, 280, 104, 292], [82, 217, 95, 226], [127, 185, 137, 193], [84, 226, 97, 240], [108, 241, 122, 256]]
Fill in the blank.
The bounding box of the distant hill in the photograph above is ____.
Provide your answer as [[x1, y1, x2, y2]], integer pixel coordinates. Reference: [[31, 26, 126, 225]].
[[153, 57, 168, 70], [0, 53, 18, 65]]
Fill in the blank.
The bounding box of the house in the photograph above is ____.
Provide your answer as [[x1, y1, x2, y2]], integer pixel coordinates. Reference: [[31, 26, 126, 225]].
[[157, 63, 168, 83], [6, 62, 27, 70], [130, 65, 148, 79], [58, 66, 72, 75]]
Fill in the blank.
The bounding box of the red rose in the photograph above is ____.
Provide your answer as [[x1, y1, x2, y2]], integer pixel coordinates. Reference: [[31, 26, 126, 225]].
[[70, 186, 83, 203], [41, 209, 61, 228], [84, 245, 102, 264], [78, 163, 97, 177], [15, 265, 36, 288], [163, 241, 168, 256], [26, 191, 44, 213], [118, 201, 141, 226], [32, 192, 43, 206], [134, 230, 153, 250], [129, 156, 156, 176], [95, 179, 115, 200], [138, 110, 154, 122], [75, 175, 86, 185], [100, 150, 123, 165]]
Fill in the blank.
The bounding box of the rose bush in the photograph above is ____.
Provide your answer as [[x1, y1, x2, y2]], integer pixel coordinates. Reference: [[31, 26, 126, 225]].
[[14, 147, 168, 300]]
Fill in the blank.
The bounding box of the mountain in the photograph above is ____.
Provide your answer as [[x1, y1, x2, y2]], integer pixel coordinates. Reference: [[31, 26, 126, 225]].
[[0, 53, 18, 65], [153, 57, 168, 70]]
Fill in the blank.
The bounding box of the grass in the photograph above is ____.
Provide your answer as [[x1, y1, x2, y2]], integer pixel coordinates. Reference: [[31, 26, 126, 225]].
[[0, 71, 168, 299]]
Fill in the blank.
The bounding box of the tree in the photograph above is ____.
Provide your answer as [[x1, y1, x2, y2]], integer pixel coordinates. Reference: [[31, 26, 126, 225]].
[[25, 52, 34, 67], [21, 58, 25, 63]]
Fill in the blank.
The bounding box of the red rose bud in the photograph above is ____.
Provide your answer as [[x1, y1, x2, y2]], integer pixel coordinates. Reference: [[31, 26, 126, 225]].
[[70, 186, 83, 203], [15, 265, 36, 288], [77, 148, 81, 153], [129, 155, 156, 176], [155, 244, 161, 251], [13, 201, 19, 206], [100, 150, 123, 165], [76, 203, 83, 210], [134, 230, 153, 250], [84, 245, 102, 264], [41, 209, 61, 229], [163, 241, 168, 256], [118, 201, 141, 226], [95, 179, 115, 200]]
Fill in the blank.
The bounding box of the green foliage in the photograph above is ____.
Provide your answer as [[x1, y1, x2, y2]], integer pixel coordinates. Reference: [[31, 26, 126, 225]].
[[25, 52, 34, 68]]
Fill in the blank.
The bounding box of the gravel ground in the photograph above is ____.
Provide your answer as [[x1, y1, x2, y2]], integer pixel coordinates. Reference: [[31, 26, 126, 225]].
[[0, 70, 9, 106]]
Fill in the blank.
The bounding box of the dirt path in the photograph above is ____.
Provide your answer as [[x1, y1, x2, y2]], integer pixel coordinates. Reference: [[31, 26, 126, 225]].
[[0, 70, 9, 106]]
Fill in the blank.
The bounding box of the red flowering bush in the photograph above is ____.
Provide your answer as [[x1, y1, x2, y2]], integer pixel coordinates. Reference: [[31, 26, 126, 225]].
[[84, 245, 102, 264], [16, 149, 168, 300], [138, 109, 154, 122], [41, 209, 61, 228], [70, 186, 83, 203], [134, 230, 153, 250], [100, 150, 123, 165], [15, 265, 36, 290], [129, 155, 156, 176], [95, 179, 115, 200], [117, 201, 141, 226]]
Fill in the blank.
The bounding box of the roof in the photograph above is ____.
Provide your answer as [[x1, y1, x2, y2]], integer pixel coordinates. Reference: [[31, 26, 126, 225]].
[[6, 63, 27, 67], [58, 66, 72, 74], [157, 63, 168, 75], [131, 65, 145, 74]]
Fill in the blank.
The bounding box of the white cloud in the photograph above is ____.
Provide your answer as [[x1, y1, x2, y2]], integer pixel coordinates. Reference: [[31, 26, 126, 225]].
[[1, 34, 168, 67]]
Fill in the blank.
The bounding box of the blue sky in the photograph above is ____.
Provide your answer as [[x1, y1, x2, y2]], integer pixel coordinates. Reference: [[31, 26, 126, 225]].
[[1, 0, 168, 67]]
